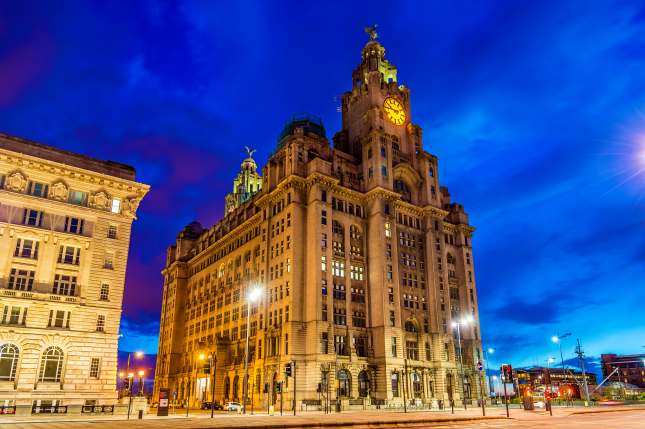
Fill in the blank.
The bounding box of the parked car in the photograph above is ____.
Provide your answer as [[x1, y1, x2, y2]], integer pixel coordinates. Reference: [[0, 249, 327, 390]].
[[225, 402, 241, 412], [200, 401, 223, 410], [533, 400, 546, 409]]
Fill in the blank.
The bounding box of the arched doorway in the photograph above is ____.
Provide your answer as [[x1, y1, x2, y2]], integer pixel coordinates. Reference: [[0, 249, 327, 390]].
[[411, 372, 422, 398], [358, 371, 370, 397], [337, 369, 351, 398], [446, 373, 454, 401], [232, 375, 239, 400], [224, 376, 230, 399]]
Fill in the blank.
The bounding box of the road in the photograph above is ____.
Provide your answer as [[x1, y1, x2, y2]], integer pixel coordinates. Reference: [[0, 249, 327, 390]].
[[2, 406, 644, 428]]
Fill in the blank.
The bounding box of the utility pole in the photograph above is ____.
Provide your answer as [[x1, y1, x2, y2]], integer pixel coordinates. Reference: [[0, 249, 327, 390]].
[[293, 361, 297, 416], [575, 339, 590, 406]]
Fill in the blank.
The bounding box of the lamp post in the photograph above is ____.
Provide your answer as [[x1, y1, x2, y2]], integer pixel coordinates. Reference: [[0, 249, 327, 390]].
[[123, 351, 143, 398], [198, 352, 217, 418], [545, 357, 555, 416], [551, 333, 571, 373], [451, 315, 473, 410], [243, 286, 262, 414], [138, 370, 145, 397], [484, 348, 494, 398], [127, 372, 135, 419]]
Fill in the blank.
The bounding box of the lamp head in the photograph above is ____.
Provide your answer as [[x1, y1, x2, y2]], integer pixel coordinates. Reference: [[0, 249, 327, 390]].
[[134, 351, 144, 358], [127, 372, 134, 378], [248, 286, 262, 302], [138, 370, 144, 377], [488, 348, 495, 354], [551, 336, 559, 344], [198, 353, 205, 361], [451, 321, 458, 328]]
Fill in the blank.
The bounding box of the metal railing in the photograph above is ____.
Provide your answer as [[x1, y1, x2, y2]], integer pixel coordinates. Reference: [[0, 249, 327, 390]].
[[31, 405, 68, 414]]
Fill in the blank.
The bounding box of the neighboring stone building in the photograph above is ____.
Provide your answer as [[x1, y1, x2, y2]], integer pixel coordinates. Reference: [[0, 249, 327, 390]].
[[153, 33, 483, 411], [601, 354, 645, 388], [0, 133, 148, 414]]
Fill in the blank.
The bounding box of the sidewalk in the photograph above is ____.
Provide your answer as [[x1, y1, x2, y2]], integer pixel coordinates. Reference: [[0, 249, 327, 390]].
[[2, 405, 644, 428]]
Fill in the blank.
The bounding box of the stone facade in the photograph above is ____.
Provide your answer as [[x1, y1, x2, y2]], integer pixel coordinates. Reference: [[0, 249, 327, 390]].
[[153, 35, 484, 411], [0, 133, 148, 414]]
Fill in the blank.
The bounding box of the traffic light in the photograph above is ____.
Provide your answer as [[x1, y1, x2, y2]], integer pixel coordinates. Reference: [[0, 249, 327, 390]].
[[276, 382, 282, 393], [500, 364, 514, 382], [203, 362, 211, 374], [285, 362, 292, 377], [507, 364, 514, 380]]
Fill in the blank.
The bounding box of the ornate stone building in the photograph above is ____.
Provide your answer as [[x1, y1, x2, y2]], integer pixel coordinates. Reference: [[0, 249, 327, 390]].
[[0, 133, 148, 414], [153, 33, 483, 411]]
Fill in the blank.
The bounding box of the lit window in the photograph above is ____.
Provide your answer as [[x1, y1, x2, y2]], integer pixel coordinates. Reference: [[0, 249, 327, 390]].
[[111, 198, 121, 214], [385, 222, 392, 238], [68, 190, 88, 206]]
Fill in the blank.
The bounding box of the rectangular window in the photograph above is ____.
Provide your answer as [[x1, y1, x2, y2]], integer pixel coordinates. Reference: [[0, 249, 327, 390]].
[[392, 373, 400, 397], [391, 337, 398, 357], [64, 217, 84, 234], [107, 225, 118, 239], [8, 268, 35, 291], [99, 284, 110, 301], [58, 245, 81, 265], [321, 255, 327, 272], [321, 303, 328, 321], [90, 358, 100, 378], [53, 274, 77, 296], [334, 335, 346, 355], [23, 209, 44, 227], [381, 165, 387, 177], [14, 238, 39, 259], [26, 181, 48, 197], [103, 252, 114, 269], [389, 310, 396, 326], [406, 341, 419, 360], [96, 315, 105, 332], [332, 260, 345, 277], [321, 210, 327, 225], [68, 190, 88, 206], [48, 310, 68, 328], [8, 306, 21, 324]]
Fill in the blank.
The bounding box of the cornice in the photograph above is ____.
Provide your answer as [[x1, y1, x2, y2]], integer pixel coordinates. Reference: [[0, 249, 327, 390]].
[[393, 199, 425, 217], [423, 205, 449, 218], [364, 186, 400, 202], [0, 149, 149, 195]]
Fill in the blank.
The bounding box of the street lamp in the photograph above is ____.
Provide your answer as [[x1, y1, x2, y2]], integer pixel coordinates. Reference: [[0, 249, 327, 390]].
[[138, 370, 145, 397], [551, 333, 571, 373], [198, 351, 217, 418], [484, 348, 494, 398], [243, 286, 262, 414], [451, 315, 474, 410], [127, 372, 135, 419]]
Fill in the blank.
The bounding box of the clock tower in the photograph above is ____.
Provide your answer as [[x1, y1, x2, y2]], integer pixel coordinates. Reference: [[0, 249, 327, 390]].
[[334, 31, 437, 207]]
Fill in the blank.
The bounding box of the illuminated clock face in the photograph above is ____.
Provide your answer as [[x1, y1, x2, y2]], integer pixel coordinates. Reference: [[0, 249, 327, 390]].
[[383, 97, 406, 125]]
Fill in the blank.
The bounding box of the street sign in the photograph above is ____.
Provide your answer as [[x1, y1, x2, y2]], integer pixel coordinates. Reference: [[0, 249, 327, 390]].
[[477, 361, 483, 371]]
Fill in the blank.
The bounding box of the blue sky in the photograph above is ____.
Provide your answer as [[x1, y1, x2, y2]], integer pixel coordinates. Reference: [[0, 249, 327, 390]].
[[1, 1, 644, 372]]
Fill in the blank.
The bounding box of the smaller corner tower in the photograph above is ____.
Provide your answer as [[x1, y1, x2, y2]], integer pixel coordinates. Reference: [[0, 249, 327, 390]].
[[225, 147, 263, 213]]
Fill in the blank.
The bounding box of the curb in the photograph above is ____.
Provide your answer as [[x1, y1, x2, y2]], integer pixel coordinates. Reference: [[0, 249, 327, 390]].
[[570, 407, 645, 415], [187, 416, 508, 429]]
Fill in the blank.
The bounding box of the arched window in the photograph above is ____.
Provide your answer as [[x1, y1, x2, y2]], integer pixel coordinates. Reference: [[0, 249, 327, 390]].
[[447, 253, 455, 265], [404, 320, 418, 333], [39, 346, 64, 382], [358, 371, 370, 397], [0, 344, 19, 381], [394, 179, 412, 202], [336, 369, 351, 398]]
